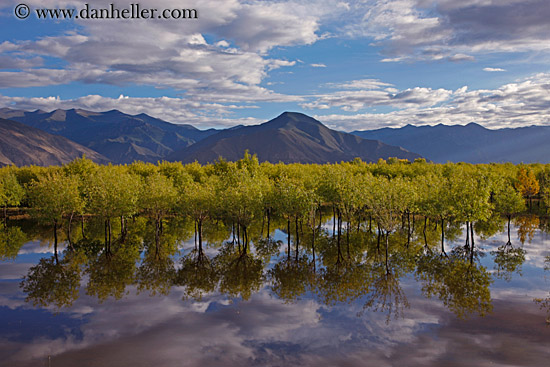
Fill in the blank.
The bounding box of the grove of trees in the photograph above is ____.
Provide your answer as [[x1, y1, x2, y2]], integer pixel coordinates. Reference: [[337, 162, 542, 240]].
[[2, 154, 550, 320]]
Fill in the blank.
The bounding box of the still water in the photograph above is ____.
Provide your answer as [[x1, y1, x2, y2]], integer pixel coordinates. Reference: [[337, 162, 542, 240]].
[[0, 216, 549, 366]]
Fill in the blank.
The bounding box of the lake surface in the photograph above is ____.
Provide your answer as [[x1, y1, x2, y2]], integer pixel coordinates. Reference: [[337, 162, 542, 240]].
[[0, 217, 549, 367]]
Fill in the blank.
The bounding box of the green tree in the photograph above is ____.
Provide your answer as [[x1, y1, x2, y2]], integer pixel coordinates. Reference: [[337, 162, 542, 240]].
[[139, 173, 178, 250], [0, 169, 25, 223], [85, 166, 141, 253], [515, 167, 539, 208], [27, 172, 84, 252]]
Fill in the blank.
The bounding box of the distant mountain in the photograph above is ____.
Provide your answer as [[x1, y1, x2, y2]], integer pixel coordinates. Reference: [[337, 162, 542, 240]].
[[0, 118, 109, 167], [351, 123, 550, 164], [168, 112, 421, 164], [0, 108, 218, 164]]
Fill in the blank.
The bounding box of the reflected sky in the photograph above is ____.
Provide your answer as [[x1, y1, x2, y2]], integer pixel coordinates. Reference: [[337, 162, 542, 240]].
[[0, 221, 549, 367]]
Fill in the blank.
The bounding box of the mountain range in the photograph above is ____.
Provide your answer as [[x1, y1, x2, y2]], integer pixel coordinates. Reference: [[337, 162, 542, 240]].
[[0, 118, 109, 167], [2, 106, 550, 166], [351, 123, 550, 164], [168, 112, 420, 164], [0, 108, 217, 164]]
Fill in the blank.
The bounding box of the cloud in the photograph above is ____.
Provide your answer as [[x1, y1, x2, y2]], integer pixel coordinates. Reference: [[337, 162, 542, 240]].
[[325, 78, 394, 90], [302, 78, 452, 111], [312, 73, 550, 130], [484, 67, 506, 72], [311, 63, 327, 68], [342, 0, 550, 62], [0, 0, 326, 102], [0, 93, 271, 128]]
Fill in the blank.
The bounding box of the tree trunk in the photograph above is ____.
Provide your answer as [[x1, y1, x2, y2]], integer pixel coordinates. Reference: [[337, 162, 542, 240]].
[[194, 220, 197, 250], [198, 219, 203, 255], [108, 218, 112, 253], [120, 215, 126, 240], [377, 224, 381, 251], [470, 221, 475, 248], [53, 219, 59, 265], [155, 216, 161, 254], [104, 219, 108, 250], [346, 220, 350, 259], [287, 218, 291, 260], [311, 224, 316, 272], [267, 209, 271, 240], [466, 221, 470, 247], [332, 206, 336, 239], [385, 231, 390, 275], [67, 212, 74, 249], [507, 215, 511, 245], [440, 218, 445, 255], [81, 215, 87, 240], [243, 225, 248, 254], [406, 211, 411, 248], [337, 210, 343, 263], [295, 216, 299, 261], [423, 216, 428, 247], [237, 222, 241, 252], [260, 211, 265, 239]]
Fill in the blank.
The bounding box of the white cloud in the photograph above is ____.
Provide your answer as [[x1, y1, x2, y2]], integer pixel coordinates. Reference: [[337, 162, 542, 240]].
[[312, 73, 550, 130], [0, 94, 266, 129], [0, 0, 326, 102], [341, 0, 550, 62], [303, 78, 452, 111], [484, 67, 506, 72], [311, 63, 327, 68]]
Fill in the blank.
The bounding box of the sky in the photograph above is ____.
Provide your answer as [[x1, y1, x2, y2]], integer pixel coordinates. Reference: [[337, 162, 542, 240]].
[[0, 0, 549, 131]]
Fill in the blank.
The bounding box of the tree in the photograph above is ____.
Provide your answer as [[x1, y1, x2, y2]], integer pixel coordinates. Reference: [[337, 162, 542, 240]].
[[0, 170, 25, 223], [493, 180, 526, 244], [139, 173, 178, 251], [515, 167, 539, 208], [27, 172, 84, 253], [178, 175, 218, 259], [84, 166, 141, 253]]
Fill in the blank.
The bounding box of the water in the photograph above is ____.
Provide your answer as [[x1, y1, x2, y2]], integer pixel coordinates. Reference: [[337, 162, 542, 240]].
[[0, 217, 549, 366]]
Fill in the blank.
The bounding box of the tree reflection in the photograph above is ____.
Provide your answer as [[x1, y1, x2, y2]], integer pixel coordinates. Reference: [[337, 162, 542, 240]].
[[491, 243, 526, 281], [20, 248, 85, 309], [10, 214, 535, 322], [269, 256, 315, 303], [358, 236, 411, 324], [215, 243, 264, 300], [416, 251, 493, 319], [85, 240, 140, 302], [0, 223, 26, 260], [516, 215, 540, 244], [176, 250, 218, 301], [533, 256, 550, 324]]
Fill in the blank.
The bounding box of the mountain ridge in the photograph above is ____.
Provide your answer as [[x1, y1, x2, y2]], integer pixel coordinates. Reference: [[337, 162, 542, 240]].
[[351, 122, 550, 163], [168, 112, 421, 164], [0, 118, 109, 167], [0, 108, 218, 164]]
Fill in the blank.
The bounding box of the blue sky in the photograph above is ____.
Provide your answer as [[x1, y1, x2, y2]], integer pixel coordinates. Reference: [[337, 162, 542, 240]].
[[1, 0, 549, 130]]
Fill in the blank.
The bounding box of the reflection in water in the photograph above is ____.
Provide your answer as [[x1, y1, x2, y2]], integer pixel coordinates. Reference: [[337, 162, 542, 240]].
[[0, 223, 26, 260], [1, 215, 549, 366], [13, 216, 499, 319]]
